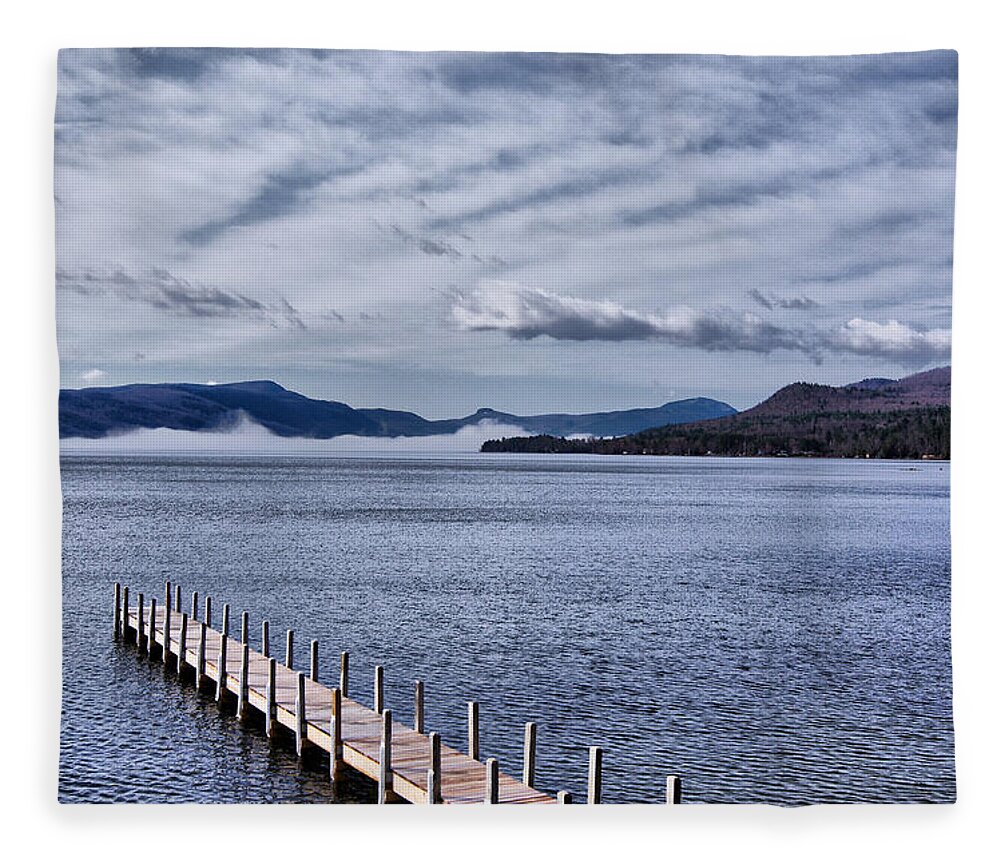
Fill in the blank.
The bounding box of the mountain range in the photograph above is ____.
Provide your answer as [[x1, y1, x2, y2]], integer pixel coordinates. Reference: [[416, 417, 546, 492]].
[[58, 380, 736, 440], [481, 367, 951, 459]]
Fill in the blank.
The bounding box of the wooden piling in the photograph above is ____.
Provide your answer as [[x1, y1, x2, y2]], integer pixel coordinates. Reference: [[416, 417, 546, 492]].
[[137, 593, 145, 653], [240, 611, 248, 644], [558, 791, 572, 804], [122, 586, 130, 642], [113, 582, 121, 640], [163, 584, 171, 666], [196, 620, 206, 689], [428, 731, 442, 804], [378, 709, 393, 803], [175, 583, 181, 609], [665, 775, 682, 804], [374, 665, 384, 714], [265, 657, 276, 739], [340, 651, 349, 698], [523, 722, 537, 787], [295, 671, 307, 755], [191, 591, 198, 621], [149, 598, 158, 660], [485, 758, 499, 804], [414, 680, 424, 733], [330, 687, 343, 781], [310, 639, 318, 682], [178, 613, 188, 674], [468, 701, 480, 761], [237, 641, 250, 721], [261, 620, 269, 658], [216, 629, 228, 702], [588, 747, 602, 805], [285, 629, 294, 669], [205, 595, 212, 628], [222, 602, 230, 637]]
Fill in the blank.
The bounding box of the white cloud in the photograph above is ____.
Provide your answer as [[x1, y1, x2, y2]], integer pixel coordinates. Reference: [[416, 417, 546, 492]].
[[79, 368, 107, 384], [826, 318, 952, 363]]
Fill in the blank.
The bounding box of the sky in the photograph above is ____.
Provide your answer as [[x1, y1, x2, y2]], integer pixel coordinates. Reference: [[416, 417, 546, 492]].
[[55, 49, 956, 415]]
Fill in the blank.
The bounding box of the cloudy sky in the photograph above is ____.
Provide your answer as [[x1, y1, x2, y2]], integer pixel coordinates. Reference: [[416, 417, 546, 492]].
[[55, 49, 955, 414]]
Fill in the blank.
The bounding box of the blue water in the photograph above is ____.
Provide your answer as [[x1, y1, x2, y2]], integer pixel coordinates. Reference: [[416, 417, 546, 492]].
[[59, 454, 954, 804]]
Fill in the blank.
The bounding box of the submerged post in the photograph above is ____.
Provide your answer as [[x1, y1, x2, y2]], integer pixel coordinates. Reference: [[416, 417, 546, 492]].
[[265, 657, 276, 739], [113, 582, 121, 640], [428, 731, 442, 804], [261, 620, 269, 658], [178, 613, 188, 674], [286, 630, 294, 669], [378, 709, 393, 803], [295, 671, 307, 755], [137, 593, 145, 653], [340, 651, 349, 698], [665, 775, 682, 804], [191, 591, 198, 621], [196, 620, 206, 689], [374, 665, 384, 714], [468, 701, 480, 761], [310, 639, 319, 682], [523, 722, 537, 787], [330, 687, 344, 781], [588, 747, 603, 805], [237, 641, 250, 721], [414, 681, 424, 733], [484, 758, 499, 804]]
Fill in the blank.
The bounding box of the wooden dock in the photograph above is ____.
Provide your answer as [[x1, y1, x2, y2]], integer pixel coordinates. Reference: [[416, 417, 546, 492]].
[[113, 581, 683, 805]]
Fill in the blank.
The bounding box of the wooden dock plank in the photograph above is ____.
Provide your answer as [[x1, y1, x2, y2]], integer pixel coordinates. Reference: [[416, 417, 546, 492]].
[[122, 605, 556, 805]]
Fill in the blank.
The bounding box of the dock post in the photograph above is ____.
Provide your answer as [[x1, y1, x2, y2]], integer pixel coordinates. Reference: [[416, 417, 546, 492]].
[[485, 758, 499, 804], [330, 687, 344, 781], [149, 598, 158, 660], [178, 613, 188, 674], [414, 681, 424, 733], [175, 584, 181, 610], [558, 791, 572, 804], [285, 629, 294, 669], [523, 722, 537, 787], [261, 620, 269, 658], [216, 629, 228, 702], [310, 640, 319, 682], [665, 775, 682, 804], [196, 621, 206, 689], [468, 701, 480, 761], [340, 651, 349, 698], [205, 596, 212, 628], [191, 591, 198, 621], [378, 709, 393, 803], [122, 586, 130, 642], [163, 583, 171, 667], [137, 593, 145, 653], [428, 732, 442, 804], [588, 747, 603, 804], [240, 611, 248, 644], [222, 603, 230, 637], [265, 658, 276, 739], [113, 582, 121, 640], [237, 641, 250, 721], [374, 665, 384, 714], [295, 671, 307, 755]]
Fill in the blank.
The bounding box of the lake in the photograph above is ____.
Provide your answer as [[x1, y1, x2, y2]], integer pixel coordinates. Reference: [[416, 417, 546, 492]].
[[58, 453, 954, 804]]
